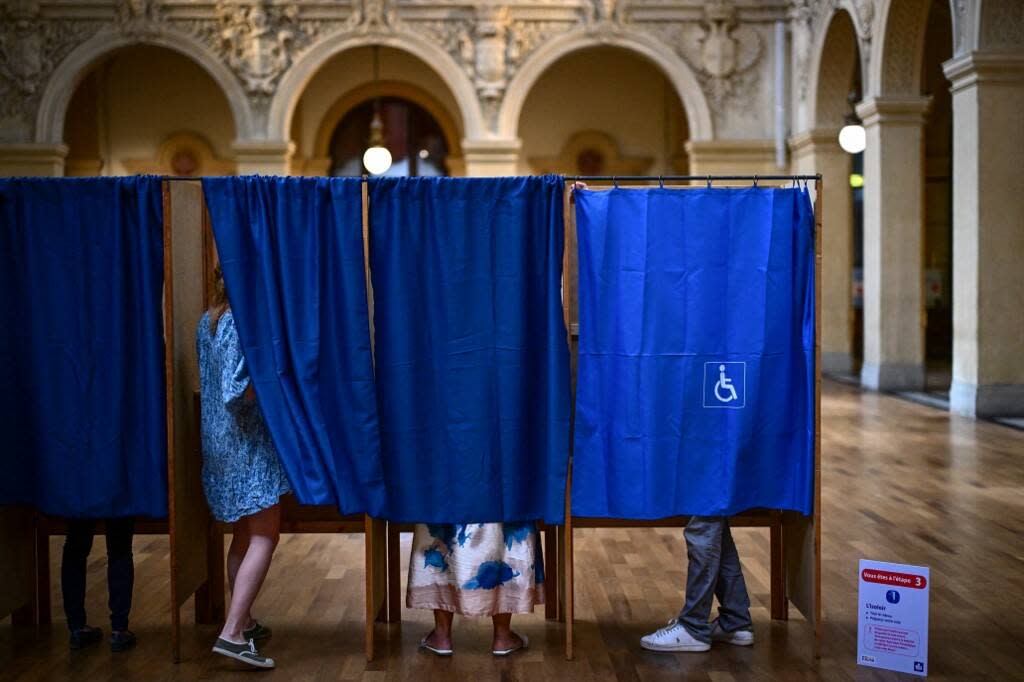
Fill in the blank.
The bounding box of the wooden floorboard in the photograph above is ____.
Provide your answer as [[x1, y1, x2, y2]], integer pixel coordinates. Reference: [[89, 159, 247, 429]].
[[1, 379, 1023, 680]]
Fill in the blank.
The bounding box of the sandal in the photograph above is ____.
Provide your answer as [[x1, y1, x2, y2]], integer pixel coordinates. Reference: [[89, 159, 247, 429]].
[[419, 635, 453, 657], [492, 632, 529, 656]]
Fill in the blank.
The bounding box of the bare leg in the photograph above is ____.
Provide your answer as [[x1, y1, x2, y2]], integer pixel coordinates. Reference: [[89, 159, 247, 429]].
[[424, 609, 454, 650], [492, 613, 523, 651], [226, 522, 253, 629], [219, 505, 280, 643]]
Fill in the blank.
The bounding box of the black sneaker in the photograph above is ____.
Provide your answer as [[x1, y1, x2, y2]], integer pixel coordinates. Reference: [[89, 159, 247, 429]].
[[110, 630, 137, 652], [69, 625, 103, 650], [212, 637, 275, 669], [243, 621, 272, 642]]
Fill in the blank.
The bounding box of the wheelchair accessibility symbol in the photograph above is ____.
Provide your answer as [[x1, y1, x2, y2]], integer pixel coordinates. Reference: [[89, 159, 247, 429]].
[[703, 361, 746, 408]]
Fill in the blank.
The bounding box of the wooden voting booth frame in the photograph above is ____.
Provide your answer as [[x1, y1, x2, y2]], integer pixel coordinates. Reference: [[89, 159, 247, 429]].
[[558, 176, 824, 660], [162, 179, 390, 663]]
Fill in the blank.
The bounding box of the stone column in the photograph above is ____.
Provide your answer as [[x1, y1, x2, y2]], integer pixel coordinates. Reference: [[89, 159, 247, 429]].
[[232, 140, 295, 175], [790, 129, 854, 374], [0, 143, 68, 176], [943, 52, 1024, 417], [462, 138, 521, 177], [855, 96, 931, 391]]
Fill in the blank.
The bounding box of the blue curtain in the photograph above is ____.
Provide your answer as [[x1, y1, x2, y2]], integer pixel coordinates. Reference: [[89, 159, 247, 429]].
[[369, 176, 570, 524], [202, 176, 385, 516], [572, 187, 815, 519], [0, 177, 167, 518]]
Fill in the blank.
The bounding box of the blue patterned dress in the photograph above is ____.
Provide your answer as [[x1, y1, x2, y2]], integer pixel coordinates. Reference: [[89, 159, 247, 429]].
[[407, 522, 544, 617], [196, 310, 291, 523]]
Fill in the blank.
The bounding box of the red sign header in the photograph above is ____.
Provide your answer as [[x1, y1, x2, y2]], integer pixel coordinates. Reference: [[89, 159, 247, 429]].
[[861, 568, 927, 589]]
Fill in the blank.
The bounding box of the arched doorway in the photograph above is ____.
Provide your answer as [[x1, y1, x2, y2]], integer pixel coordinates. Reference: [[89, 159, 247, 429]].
[[920, 0, 954, 394], [287, 46, 465, 176], [322, 92, 454, 177], [517, 45, 690, 176], [808, 9, 864, 377], [61, 44, 236, 176]]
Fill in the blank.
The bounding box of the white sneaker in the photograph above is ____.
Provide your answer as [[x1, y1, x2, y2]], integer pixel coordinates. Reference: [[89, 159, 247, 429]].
[[710, 620, 755, 646], [640, 619, 711, 652]]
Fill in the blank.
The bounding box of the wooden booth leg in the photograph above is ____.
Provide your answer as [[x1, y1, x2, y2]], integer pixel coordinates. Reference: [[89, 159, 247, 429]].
[[769, 512, 788, 620], [34, 517, 51, 625], [385, 522, 401, 624], [564, 518, 574, 659], [195, 524, 225, 625], [2, 507, 41, 627], [364, 515, 388, 661], [544, 525, 560, 621]]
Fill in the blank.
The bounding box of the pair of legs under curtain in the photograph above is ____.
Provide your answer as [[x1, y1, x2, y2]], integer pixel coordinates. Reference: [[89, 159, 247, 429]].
[[408, 522, 543, 656], [678, 516, 753, 642], [642, 516, 754, 653], [61, 517, 136, 651]]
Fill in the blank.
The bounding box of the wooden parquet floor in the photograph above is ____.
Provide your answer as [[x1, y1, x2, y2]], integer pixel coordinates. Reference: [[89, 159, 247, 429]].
[[2, 379, 1023, 681]]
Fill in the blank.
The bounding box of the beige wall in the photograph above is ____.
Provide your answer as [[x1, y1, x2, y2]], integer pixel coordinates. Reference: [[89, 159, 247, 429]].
[[516, 47, 687, 176], [64, 46, 235, 176]]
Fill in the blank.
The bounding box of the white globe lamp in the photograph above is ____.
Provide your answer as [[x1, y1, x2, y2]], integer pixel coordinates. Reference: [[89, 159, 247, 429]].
[[838, 122, 866, 155], [363, 108, 392, 175]]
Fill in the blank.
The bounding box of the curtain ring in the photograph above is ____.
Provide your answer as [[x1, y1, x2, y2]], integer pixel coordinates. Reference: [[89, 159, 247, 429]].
[[612, 176, 619, 188], [706, 175, 712, 189], [658, 175, 665, 188], [753, 175, 759, 188]]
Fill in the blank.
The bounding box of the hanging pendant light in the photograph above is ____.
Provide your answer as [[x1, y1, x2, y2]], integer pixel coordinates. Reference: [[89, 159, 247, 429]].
[[363, 46, 392, 175], [838, 90, 866, 155]]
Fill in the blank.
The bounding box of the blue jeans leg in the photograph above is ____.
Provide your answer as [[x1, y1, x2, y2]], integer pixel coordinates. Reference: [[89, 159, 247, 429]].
[[714, 520, 752, 633], [678, 516, 752, 642]]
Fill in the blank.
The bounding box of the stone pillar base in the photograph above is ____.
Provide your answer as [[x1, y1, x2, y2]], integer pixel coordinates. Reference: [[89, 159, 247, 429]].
[[684, 140, 778, 176], [462, 138, 522, 177], [821, 352, 855, 375], [861, 362, 925, 391], [232, 140, 295, 175], [950, 381, 1024, 418], [0, 143, 68, 177]]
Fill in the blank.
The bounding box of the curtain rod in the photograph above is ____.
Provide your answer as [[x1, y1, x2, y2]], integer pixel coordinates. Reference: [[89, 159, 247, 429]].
[[160, 174, 822, 182], [568, 174, 821, 182]]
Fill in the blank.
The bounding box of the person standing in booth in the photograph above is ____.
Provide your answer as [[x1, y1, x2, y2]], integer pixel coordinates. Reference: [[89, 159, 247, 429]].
[[640, 517, 755, 652], [197, 265, 291, 669], [408, 522, 542, 656], [61, 518, 137, 652]]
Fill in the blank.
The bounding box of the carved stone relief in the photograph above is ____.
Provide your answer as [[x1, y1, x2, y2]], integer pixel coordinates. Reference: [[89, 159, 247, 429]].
[[1, 0, 803, 144], [684, 1, 763, 112], [0, 1, 103, 136]]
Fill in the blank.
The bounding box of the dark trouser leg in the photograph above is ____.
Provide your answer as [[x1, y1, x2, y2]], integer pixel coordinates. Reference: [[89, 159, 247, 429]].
[[714, 520, 753, 632], [105, 517, 135, 632], [61, 519, 96, 631], [678, 516, 725, 643]]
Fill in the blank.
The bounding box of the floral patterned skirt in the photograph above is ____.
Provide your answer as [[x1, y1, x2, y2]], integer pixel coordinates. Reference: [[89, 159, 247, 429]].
[[406, 522, 544, 617]]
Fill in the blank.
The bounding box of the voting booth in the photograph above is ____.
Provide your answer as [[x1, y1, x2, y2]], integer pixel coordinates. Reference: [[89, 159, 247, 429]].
[[162, 179, 390, 662], [1, 174, 821, 663], [558, 176, 823, 659]]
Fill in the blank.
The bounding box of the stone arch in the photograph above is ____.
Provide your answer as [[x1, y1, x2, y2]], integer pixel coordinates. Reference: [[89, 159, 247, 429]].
[[497, 27, 713, 142], [35, 26, 254, 144], [269, 30, 485, 143], [808, 7, 863, 129], [869, 0, 960, 96]]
